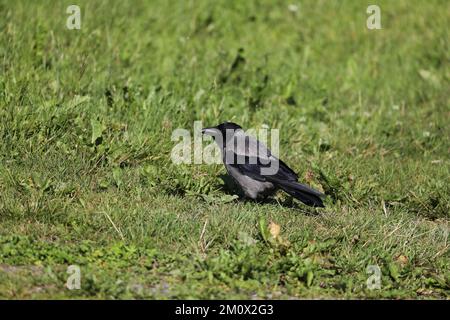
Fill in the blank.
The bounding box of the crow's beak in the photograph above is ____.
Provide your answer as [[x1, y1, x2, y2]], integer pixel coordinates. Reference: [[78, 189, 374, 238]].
[[201, 127, 216, 135]]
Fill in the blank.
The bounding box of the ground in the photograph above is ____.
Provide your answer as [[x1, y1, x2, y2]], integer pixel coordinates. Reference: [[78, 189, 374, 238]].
[[0, 0, 449, 299]]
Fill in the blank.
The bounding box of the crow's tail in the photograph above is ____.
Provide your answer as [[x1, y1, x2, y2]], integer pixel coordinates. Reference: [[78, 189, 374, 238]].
[[270, 179, 325, 207]]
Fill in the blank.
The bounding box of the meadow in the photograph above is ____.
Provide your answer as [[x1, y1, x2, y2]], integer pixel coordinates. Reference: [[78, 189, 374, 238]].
[[0, 0, 448, 299]]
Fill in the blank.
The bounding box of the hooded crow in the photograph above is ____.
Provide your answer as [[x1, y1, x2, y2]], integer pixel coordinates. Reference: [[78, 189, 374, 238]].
[[202, 122, 325, 207]]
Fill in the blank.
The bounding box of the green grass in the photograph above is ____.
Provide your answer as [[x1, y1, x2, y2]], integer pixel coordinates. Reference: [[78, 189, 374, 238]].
[[0, 0, 449, 299]]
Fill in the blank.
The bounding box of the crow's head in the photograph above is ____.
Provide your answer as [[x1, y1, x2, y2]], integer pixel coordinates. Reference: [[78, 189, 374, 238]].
[[201, 122, 242, 145]]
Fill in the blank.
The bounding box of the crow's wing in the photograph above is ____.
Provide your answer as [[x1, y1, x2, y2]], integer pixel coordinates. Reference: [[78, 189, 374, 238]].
[[223, 131, 324, 206], [225, 151, 324, 202], [226, 130, 298, 181], [230, 130, 271, 159], [224, 150, 299, 182]]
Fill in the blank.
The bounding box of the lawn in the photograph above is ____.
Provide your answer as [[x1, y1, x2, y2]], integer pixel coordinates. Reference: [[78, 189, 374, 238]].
[[0, 0, 448, 299]]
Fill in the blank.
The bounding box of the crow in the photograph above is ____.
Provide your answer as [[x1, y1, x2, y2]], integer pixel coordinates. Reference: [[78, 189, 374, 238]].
[[202, 122, 325, 207]]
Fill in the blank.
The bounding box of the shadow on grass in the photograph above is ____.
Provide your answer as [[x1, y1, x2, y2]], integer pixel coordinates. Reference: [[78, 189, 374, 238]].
[[218, 174, 322, 216]]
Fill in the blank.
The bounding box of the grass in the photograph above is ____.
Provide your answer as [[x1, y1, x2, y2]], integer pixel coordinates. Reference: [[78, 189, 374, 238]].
[[0, 0, 449, 299]]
